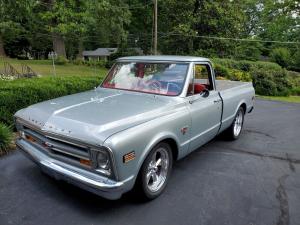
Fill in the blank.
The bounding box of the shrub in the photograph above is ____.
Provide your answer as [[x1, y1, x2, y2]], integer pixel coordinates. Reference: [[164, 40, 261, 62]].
[[55, 56, 69, 65], [72, 58, 84, 65], [250, 69, 292, 96], [227, 69, 252, 82], [84, 60, 106, 67], [251, 69, 278, 96], [213, 64, 230, 77], [0, 123, 13, 155], [270, 48, 291, 68], [213, 63, 251, 81], [290, 50, 300, 72], [234, 42, 262, 61], [0, 76, 102, 126], [291, 87, 300, 96], [212, 58, 282, 72]]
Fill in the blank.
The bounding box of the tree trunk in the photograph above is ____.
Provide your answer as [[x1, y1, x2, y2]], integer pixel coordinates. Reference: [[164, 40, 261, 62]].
[[0, 35, 6, 57], [76, 39, 83, 59], [52, 32, 66, 58]]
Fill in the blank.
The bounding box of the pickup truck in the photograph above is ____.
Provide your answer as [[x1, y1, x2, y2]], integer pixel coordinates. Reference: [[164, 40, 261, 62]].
[[15, 56, 255, 200]]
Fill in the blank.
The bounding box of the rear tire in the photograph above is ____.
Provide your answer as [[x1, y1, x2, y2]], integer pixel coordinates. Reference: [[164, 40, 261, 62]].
[[224, 106, 245, 140], [136, 142, 173, 200]]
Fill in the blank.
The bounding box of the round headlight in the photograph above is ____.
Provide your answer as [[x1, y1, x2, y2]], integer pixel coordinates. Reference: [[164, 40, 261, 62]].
[[19, 130, 25, 138], [97, 151, 110, 170]]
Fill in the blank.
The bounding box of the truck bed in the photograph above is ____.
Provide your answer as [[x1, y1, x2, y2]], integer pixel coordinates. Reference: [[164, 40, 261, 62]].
[[216, 80, 252, 92], [214, 79, 255, 133]]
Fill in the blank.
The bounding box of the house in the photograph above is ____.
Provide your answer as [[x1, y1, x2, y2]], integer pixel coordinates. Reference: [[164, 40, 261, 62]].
[[82, 48, 117, 61], [82, 47, 143, 61]]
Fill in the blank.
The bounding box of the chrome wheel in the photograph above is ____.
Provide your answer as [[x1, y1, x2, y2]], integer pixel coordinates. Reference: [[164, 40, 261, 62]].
[[146, 147, 169, 193], [233, 109, 243, 137]]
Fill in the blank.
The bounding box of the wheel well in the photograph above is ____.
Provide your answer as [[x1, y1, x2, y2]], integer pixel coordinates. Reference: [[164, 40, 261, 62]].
[[163, 138, 178, 161], [240, 103, 247, 113]]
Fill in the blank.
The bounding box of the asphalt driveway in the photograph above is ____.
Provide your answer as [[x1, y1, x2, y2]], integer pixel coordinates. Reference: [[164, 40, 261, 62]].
[[0, 99, 300, 225]]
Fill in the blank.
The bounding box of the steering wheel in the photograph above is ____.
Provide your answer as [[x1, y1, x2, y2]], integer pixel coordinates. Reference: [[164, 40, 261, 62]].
[[168, 82, 181, 93], [147, 80, 162, 92]]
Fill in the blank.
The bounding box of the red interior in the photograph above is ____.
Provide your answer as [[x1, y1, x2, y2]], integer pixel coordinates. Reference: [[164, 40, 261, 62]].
[[102, 83, 115, 88], [136, 63, 145, 78], [103, 82, 206, 96], [188, 83, 206, 94]]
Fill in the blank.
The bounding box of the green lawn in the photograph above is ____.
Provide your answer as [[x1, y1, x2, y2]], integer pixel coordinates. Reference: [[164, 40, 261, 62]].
[[0, 58, 108, 77], [258, 95, 300, 103]]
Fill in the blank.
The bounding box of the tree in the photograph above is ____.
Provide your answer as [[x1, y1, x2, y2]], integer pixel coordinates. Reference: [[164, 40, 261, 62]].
[[270, 47, 291, 68], [154, 0, 248, 57], [39, 0, 90, 58], [84, 0, 131, 51], [0, 0, 35, 57]]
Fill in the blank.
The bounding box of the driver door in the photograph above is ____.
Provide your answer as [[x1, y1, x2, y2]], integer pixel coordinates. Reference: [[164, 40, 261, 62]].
[[187, 63, 222, 152]]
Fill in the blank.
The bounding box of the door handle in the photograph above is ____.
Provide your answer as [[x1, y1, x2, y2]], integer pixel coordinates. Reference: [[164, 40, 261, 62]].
[[214, 99, 222, 103]]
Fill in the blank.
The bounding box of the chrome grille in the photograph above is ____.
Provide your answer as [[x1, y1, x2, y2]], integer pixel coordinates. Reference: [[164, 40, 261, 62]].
[[22, 126, 91, 168]]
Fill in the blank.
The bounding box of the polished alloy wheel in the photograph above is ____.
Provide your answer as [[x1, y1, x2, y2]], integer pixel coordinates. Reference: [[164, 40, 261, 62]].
[[146, 147, 169, 193], [233, 109, 243, 137]]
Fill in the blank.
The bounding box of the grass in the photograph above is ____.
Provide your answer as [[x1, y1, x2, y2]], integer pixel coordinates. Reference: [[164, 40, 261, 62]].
[[0, 58, 108, 77], [258, 95, 300, 103]]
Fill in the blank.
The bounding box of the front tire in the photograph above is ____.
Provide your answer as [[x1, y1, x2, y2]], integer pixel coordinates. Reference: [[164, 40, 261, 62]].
[[225, 106, 245, 140], [137, 142, 173, 200]]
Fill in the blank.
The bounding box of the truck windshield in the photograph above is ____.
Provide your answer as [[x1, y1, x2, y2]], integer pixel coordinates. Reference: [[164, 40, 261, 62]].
[[101, 62, 189, 96]]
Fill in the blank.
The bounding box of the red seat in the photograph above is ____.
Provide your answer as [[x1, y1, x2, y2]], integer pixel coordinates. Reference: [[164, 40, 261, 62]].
[[194, 83, 206, 94], [188, 83, 206, 94]]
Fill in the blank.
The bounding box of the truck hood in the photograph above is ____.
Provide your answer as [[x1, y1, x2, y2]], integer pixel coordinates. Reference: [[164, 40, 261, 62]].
[[15, 88, 180, 146]]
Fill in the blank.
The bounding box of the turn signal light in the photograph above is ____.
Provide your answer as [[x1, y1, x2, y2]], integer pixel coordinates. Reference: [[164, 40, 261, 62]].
[[26, 135, 36, 143], [123, 151, 135, 163], [80, 159, 92, 167]]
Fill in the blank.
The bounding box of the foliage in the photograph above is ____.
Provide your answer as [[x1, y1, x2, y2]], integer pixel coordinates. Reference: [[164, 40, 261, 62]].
[[251, 69, 293, 96], [85, 0, 131, 50], [0, 123, 12, 154], [72, 59, 106, 67], [212, 58, 298, 96], [213, 63, 251, 81], [55, 55, 69, 65], [0, 76, 101, 126], [0, 0, 35, 39], [291, 87, 300, 96], [291, 50, 300, 72], [233, 42, 263, 61], [212, 58, 282, 72], [0, 74, 15, 81], [227, 69, 252, 82], [1, 0, 300, 65], [213, 64, 230, 77], [270, 48, 291, 68], [106, 47, 143, 68]]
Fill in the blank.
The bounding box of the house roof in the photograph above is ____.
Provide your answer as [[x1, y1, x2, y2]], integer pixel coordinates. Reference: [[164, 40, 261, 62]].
[[82, 48, 117, 57]]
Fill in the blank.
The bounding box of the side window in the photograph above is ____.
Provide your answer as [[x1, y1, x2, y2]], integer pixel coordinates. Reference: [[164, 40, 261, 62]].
[[187, 64, 213, 96]]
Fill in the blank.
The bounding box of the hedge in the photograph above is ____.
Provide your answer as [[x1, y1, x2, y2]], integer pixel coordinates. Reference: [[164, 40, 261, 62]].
[[0, 76, 101, 126], [212, 58, 299, 97], [0, 123, 12, 155], [212, 58, 282, 72]]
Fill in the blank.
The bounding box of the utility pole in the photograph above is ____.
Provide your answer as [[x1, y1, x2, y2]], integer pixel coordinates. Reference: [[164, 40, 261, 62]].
[[153, 0, 158, 55]]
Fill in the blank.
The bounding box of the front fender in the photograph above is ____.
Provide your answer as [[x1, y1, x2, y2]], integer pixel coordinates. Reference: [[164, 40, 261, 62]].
[[137, 131, 180, 172], [103, 105, 191, 182]]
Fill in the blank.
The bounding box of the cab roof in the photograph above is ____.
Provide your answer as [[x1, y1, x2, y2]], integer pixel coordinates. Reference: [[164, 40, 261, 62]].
[[117, 55, 210, 63]]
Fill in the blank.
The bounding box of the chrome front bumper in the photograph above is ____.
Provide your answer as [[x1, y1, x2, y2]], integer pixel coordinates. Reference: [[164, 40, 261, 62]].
[[16, 138, 134, 200]]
